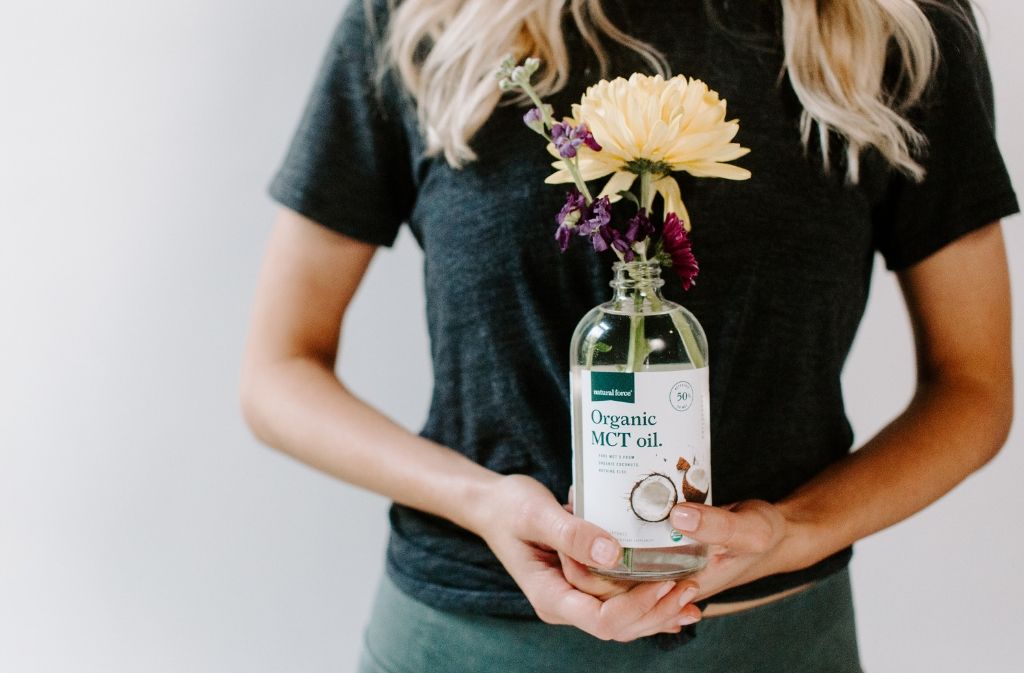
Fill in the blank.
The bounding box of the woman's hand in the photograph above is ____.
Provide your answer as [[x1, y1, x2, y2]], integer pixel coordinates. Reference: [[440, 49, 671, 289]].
[[561, 491, 799, 605], [555, 487, 660, 603], [474, 474, 702, 641], [667, 499, 795, 601]]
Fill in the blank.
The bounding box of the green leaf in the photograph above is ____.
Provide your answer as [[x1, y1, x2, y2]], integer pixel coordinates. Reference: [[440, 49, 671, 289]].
[[616, 190, 640, 208], [593, 342, 613, 353], [651, 239, 673, 266]]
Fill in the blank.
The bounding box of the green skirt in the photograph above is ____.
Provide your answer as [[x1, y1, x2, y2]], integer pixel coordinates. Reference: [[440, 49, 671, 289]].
[[357, 567, 862, 673]]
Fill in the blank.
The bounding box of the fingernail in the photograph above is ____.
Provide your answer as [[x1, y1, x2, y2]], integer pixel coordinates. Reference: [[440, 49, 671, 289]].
[[678, 585, 699, 606], [671, 506, 701, 532], [679, 613, 701, 626], [656, 581, 674, 600], [590, 538, 618, 566]]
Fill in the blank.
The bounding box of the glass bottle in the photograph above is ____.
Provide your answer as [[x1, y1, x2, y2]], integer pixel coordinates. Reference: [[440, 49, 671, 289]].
[[569, 259, 711, 580]]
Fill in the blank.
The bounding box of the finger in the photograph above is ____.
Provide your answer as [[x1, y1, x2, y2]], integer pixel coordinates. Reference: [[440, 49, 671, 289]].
[[527, 500, 621, 569], [668, 500, 782, 555], [559, 551, 634, 600], [594, 579, 701, 641], [627, 581, 702, 639], [635, 604, 702, 638], [527, 558, 692, 642], [566, 578, 677, 641], [559, 554, 695, 636]]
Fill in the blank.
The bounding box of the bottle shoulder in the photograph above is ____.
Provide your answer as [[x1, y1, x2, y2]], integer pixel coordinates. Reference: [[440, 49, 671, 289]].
[[570, 298, 708, 369]]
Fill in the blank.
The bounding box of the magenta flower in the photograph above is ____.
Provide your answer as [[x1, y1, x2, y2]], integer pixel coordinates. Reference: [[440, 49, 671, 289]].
[[661, 213, 699, 290]]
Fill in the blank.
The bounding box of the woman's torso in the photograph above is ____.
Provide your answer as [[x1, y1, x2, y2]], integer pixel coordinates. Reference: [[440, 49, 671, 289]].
[[385, 0, 888, 616]]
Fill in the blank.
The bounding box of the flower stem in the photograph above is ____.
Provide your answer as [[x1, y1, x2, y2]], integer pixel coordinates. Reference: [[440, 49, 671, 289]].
[[507, 68, 599, 207], [639, 170, 654, 212], [634, 171, 655, 261], [520, 85, 554, 130], [625, 315, 638, 372], [567, 157, 595, 203], [625, 299, 648, 373], [669, 311, 705, 368]]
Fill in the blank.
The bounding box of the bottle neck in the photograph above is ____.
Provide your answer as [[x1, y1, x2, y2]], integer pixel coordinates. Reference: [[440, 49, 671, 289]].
[[610, 260, 666, 307]]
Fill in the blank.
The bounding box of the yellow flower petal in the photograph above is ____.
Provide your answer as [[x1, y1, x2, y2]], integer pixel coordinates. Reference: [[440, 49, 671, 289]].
[[545, 167, 576, 185], [597, 171, 638, 202], [544, 158, 618, 185], [677, 161, 752, 180], [653, 176, 692, 230]]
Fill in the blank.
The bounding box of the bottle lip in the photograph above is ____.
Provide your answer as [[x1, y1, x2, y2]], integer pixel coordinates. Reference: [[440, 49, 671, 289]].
[[610, 258, 665, 289], [611, 259, 662, 271]]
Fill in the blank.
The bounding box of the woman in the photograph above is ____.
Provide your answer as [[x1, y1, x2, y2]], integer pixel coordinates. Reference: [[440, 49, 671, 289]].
[[241, 0, 1017, 670]]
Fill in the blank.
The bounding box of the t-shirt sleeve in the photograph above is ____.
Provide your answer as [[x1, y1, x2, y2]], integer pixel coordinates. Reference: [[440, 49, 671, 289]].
[[872, 1, 1019, 271], [267, 0, 415, 247]]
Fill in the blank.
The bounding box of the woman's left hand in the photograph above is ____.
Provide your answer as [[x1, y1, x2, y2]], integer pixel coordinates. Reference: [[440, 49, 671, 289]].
[[558, 491, 801, 605], [669, 499, 796, 601]]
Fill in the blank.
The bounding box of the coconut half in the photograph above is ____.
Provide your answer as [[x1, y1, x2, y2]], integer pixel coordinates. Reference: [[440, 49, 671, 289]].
[[682, 467, 709, 504], [629, 473, 678, 522]]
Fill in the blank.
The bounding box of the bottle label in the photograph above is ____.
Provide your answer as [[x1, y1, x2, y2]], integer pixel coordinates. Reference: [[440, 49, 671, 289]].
[[574, 368, 711, 548]]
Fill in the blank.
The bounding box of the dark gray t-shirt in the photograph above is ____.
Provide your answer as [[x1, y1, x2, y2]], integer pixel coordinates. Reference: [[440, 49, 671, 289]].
[[268, 0, 1018, 616]]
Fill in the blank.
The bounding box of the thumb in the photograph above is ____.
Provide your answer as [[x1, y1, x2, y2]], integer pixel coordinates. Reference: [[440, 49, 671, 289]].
[[669, 500, 781, 555], [530, 499, 621, 569]]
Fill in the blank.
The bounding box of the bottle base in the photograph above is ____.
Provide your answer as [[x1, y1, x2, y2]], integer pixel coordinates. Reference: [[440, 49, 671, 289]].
[[587, 545, 708, 581]]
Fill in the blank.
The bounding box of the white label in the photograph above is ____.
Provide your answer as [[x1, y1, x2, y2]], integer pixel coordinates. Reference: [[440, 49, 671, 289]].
[[574, 368, 710, 548]]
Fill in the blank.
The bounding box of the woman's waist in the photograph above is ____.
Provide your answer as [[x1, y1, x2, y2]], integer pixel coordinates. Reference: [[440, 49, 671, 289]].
[[701, 580, 817, 618], [387, 509, 854, 616]]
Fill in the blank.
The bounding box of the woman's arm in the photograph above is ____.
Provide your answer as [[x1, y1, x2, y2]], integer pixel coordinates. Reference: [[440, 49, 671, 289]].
[[240, 208, 702, 640], [240, 209, 503, 533], [669, 220, 1013, 597]]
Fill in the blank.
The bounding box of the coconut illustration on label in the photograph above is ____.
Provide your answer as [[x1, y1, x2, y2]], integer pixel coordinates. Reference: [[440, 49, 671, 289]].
[[674, 454, 709, 503], [629, 473, 677, 522], [682, 466, 709, 504]]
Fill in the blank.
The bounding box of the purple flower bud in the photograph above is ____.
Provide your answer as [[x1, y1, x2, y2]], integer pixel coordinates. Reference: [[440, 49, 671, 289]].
[[556, 189, 587, 228], [610, 231, 634, 260], [555, 223, 573, 252], [553, 193, 615, 254], [592, 223, 633, 260], [551, 121, 603, 159], [578, 196, 611, 236], [551, 122, 577, 158], [625, 208, 654, 245], [523, 107, 547, 134]]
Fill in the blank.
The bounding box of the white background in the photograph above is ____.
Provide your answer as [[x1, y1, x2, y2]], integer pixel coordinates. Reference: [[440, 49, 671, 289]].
[[1, 1, 1021, 671]]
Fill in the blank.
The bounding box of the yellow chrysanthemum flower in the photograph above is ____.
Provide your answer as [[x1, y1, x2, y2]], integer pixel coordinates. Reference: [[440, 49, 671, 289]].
[[545, 73, 751, 229]]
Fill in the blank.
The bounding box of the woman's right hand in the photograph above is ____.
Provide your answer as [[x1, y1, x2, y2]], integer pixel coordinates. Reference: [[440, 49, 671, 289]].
[[472, 474, 702, 641]]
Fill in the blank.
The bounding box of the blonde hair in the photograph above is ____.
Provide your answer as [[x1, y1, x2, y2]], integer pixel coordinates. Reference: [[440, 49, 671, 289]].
[[378, 0, 971, 184]]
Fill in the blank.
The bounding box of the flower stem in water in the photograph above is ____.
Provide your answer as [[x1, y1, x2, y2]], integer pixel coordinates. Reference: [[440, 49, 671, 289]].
[[670, 311, 705, 368]]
